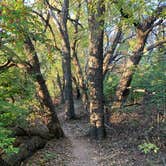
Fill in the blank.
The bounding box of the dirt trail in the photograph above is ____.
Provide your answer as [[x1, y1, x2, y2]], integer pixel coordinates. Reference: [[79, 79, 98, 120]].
[[60, 101, 100, 166], [25, 101, 165, 166], [64, 124, 98, 166]]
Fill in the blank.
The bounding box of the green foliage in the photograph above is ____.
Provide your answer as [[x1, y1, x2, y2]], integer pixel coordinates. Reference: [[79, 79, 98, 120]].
[[130, 49, 166, 109], [0, 127, 18, 155], [138, 142, 159, 154], [104, 73, 119, 103], [0, 100, 28, 154], [0, 68, 34, 155]]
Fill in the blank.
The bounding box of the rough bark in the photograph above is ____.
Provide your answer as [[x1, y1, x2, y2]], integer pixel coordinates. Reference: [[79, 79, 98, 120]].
[[71, 2, 89, 111], [13, 121, 51, 139], [72, 46, 89, 110], [111, 5, 165, 109], [24, 36, 64, 138], [61, 0, 75, 119], [72, 76, 81, 99], [1, 136, 46, 166], [50, 0, 75, 119], [87, 0, 106, 139], [112, 29, 148, 109]]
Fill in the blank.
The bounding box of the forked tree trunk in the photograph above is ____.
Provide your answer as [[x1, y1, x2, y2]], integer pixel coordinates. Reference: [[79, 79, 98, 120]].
[[112, 29, 149, 109], [111, 4, 165, 109], [87, 0, 106, 139], [24, 36, 64, 138]]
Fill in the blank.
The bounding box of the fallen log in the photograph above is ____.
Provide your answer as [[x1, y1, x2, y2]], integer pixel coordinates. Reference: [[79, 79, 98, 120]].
[[13, 120, 53, 139], [1, 136, 46, 166], [1, 119, 63, 165]]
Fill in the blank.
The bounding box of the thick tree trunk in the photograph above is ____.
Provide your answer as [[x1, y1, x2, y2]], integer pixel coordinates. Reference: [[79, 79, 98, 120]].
[[112, 29, 148, 109], [1, 136, 46, 166], [60, 0, 75, 119], [49, 0, 75, 119], [111, 4, 165, 109], [62, 55, 75, 119], [87, 0, 106, 139], [24, 37, 64, 138]]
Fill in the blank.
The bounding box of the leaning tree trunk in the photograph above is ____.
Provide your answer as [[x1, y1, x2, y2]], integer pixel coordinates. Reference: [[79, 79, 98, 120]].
[[112, 29, 149, 109], [87, 0, 106, 139], [24, 36, 64, 138], [1, 136, 46, 166], [111, 4, 165, 109]]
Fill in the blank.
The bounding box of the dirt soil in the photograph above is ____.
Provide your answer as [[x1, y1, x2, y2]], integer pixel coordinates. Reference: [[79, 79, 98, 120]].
[[24, 100, 166, 166]]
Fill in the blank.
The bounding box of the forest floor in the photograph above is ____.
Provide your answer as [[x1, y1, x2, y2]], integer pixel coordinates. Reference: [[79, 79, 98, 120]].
[[24, 100, 166, 166]]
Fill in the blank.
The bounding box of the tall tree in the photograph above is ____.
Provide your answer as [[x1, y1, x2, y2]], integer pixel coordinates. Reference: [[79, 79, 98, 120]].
[[71, 1, 89, 111], [46, 0, 75, 119], [24, 36, 64, 137], [87, 0, 106, 139], [111, 3, 166, 109]]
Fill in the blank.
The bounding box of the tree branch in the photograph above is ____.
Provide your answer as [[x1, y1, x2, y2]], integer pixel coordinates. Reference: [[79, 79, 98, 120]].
[[144, 39, 166, 53], [32, 10, 61, 53], [45, 0, 83, 28], [103, 27, 122, 76]]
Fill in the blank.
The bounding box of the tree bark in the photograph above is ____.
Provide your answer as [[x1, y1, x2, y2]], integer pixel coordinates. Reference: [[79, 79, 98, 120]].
[[87, 0, 106, 139], [72, 76, 81, 99], [24, 36, 64, 138], [112, 29, 150, 109], [111, 4, 165, 109], [50, 0, 75, 119], [70, 1, 89, 111], [72, 46, 89, 110], [1, 136, 46, 166]]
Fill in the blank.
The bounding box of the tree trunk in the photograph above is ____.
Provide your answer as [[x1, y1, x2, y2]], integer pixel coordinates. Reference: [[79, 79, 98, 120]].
[[111, 4, 164, 109], [60, 0, 75, 119], [49, 0, 75, 119], [62, 55, 75, 119], [1, 136, 46, 166], [56, 71, 65, 104], [112, 29, 148, 109], [72, 76, 81, 99], [87, 0, 106, 139], [24, 36, 64, 138], [71, 1, 89, 111], [72, 49, 89, 110]]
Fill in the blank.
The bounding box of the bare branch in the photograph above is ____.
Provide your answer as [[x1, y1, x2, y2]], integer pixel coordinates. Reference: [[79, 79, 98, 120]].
[[103, 27, 122, 76], [32, 10, 61, 53], [144, 39, 166, 53], [45, 0, 83, 28]]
